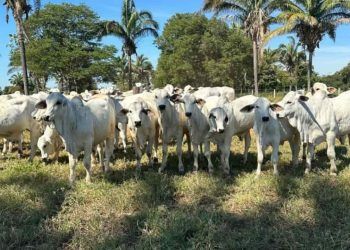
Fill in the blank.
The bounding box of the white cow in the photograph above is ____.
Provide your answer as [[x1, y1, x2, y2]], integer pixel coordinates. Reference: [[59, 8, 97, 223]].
[[203, 95, 258, 174], [37, 125, 63, 162], [277, 90, 338, 174], [172, 93, 214, 172], [112, 97, 128, 153], [241, 97, 301, 176], [0, 95, 41, 160], [183, 85, 235, 101], [35, 93, 116, 183], [121, 92, 160, 170], [310, 83, 350, 145], [155, 88, 191, 174]]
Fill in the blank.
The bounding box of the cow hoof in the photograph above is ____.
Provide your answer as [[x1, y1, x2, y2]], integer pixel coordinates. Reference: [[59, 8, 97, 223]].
[[179, 169, 185, 175], [153, 157, 158, 164], [158, 167, 164, 173], [273, 171, 279, 176], [304, 169, 310, 175], [330, 172, 337, 176]]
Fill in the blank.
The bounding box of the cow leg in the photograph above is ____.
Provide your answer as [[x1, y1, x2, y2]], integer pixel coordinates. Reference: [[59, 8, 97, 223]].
[[256, 137, 264, 177], [83, 148, 92, 183], [68, 153, 78, 184], [290, 136, 300, 167], [271, 142, 279, 176], [204, 141, 213, 173], [302, 142, 307, 160], [193, 143, 199, 172], [327, 133, 337, 175], [135, 144, 143, 171], [243, 132, 251, 164], [221, 146, 230, 175], [153, 125, 159, 163], [147, 136, 154, 167], [200, 143, 203, 155], [348, 134, 350, 146], [104, 137, 114, 172], [29, 129, 41, 161], [305, 143, 314, 174], [159, 140, 168, 173], [17, 135, 23, 158], [2, 139, 7, 155], [8, 141, 13, 153], [176, 132, 185, 174], [119, 123, 127, 154]]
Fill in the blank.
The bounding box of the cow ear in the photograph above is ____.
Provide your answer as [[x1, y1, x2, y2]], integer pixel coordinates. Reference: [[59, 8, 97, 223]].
[[327, 87, 337, 95], [240, 104, 255, 113], [170, 94, 181, 103], [298, 95, 309, 102], [35, 100, 47, 109], [142, 108, 152, 115], [270, 104, 283, 112], [120, 108, 129, 115], [189, 87, 198, 93], [195, 98, 205, 106]]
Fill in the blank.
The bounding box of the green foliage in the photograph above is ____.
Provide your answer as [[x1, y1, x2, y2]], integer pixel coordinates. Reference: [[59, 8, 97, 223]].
[[10, 3, 120, 92], [100, 0, 158, 89], [318, 63, 350, 90], [154, 14, 253, 89]]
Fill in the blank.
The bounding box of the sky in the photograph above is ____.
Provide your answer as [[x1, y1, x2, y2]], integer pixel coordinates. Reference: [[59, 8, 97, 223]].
[[0, 0, 350, 88]]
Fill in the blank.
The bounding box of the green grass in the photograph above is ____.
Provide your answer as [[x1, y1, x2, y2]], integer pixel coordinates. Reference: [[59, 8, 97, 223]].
[[1, 133, 350, 249]]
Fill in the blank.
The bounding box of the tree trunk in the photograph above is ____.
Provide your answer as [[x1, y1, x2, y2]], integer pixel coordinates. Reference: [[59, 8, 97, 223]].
[[307, 50, 313, 91], [128, 54, 132, 90], [253, 40, 259, 96], [15, 19, 29, 95]]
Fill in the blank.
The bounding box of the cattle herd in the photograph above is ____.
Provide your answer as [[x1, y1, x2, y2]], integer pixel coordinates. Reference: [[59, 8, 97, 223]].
[[0, 82, 349, 184]]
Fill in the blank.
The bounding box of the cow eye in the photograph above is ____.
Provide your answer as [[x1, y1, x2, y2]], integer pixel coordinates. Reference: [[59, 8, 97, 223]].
[[255, 105, 259, 109], [286, 101, 292, 104], [209, 114, 216, 119], [43, 144, 46, 148], [56, 101, 62, 105], [224, 116, 228, 122], [316, 88, 320, 91], [166, 95, 170, 98], [155, 95, 158, 99]]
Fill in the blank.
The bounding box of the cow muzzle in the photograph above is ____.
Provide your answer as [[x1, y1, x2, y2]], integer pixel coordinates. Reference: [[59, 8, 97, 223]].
[[185, 112, 192, 117], [262, 116, 269, 122], [218, 129, 225, 134], [158, 105, 166, 111], [135, 121, 142, 127]]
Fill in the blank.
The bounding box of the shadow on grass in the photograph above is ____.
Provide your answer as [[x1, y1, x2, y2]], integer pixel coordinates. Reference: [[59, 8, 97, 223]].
[[0, 165, 69, 249]]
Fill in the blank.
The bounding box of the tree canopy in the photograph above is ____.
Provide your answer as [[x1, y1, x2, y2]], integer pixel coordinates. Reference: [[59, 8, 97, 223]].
[[10, 3, 120, 92], [154, 14, 253, 90]]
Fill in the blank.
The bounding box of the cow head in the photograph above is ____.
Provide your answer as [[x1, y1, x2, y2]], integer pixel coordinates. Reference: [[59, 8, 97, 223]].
[[173, 93, 205, 118], [312, 82, 337, 95], [124, 100, 152, 129], [208, 107, 229, 134], [276, 91, 309, 127], [241, 97, 283, 123], [35, 93, 68, 122], [37, 135, 54, 161], [154, 88, 174, 112]]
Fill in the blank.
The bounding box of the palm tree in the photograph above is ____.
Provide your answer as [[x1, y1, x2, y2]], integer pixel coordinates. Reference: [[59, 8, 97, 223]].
[[101, 0, 158, 90], [203, 0, 279, 95], [9, 72, 24, 92], [268, 0, 350, 90], [4, 0, 40, 95], [133, 54, 153, 84], [279, 36, 306, 77]]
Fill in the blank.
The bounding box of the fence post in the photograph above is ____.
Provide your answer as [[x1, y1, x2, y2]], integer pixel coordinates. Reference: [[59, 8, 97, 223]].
[[273, 89, 276, 99]]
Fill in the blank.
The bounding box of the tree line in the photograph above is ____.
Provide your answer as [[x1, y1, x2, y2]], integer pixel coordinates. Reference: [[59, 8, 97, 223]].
[[4, 0, 350, 94]]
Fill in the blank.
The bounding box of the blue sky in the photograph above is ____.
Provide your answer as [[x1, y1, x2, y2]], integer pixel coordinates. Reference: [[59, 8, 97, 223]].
[[0, 0, 350, 88]]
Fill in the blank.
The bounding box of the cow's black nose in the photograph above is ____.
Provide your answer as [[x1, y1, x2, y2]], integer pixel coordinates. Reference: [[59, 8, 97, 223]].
[[135, 121, 141, 127], [43, 116, 50, 122], [276, 113, 280, 118], [185, 112, 192, 117], [262, 116, 269, 122], [218, 129, 225, 134], [158, 105, 166, 110]]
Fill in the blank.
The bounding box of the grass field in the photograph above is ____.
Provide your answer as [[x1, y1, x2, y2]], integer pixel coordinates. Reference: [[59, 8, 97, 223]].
[[1, 93, 350, 249]]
